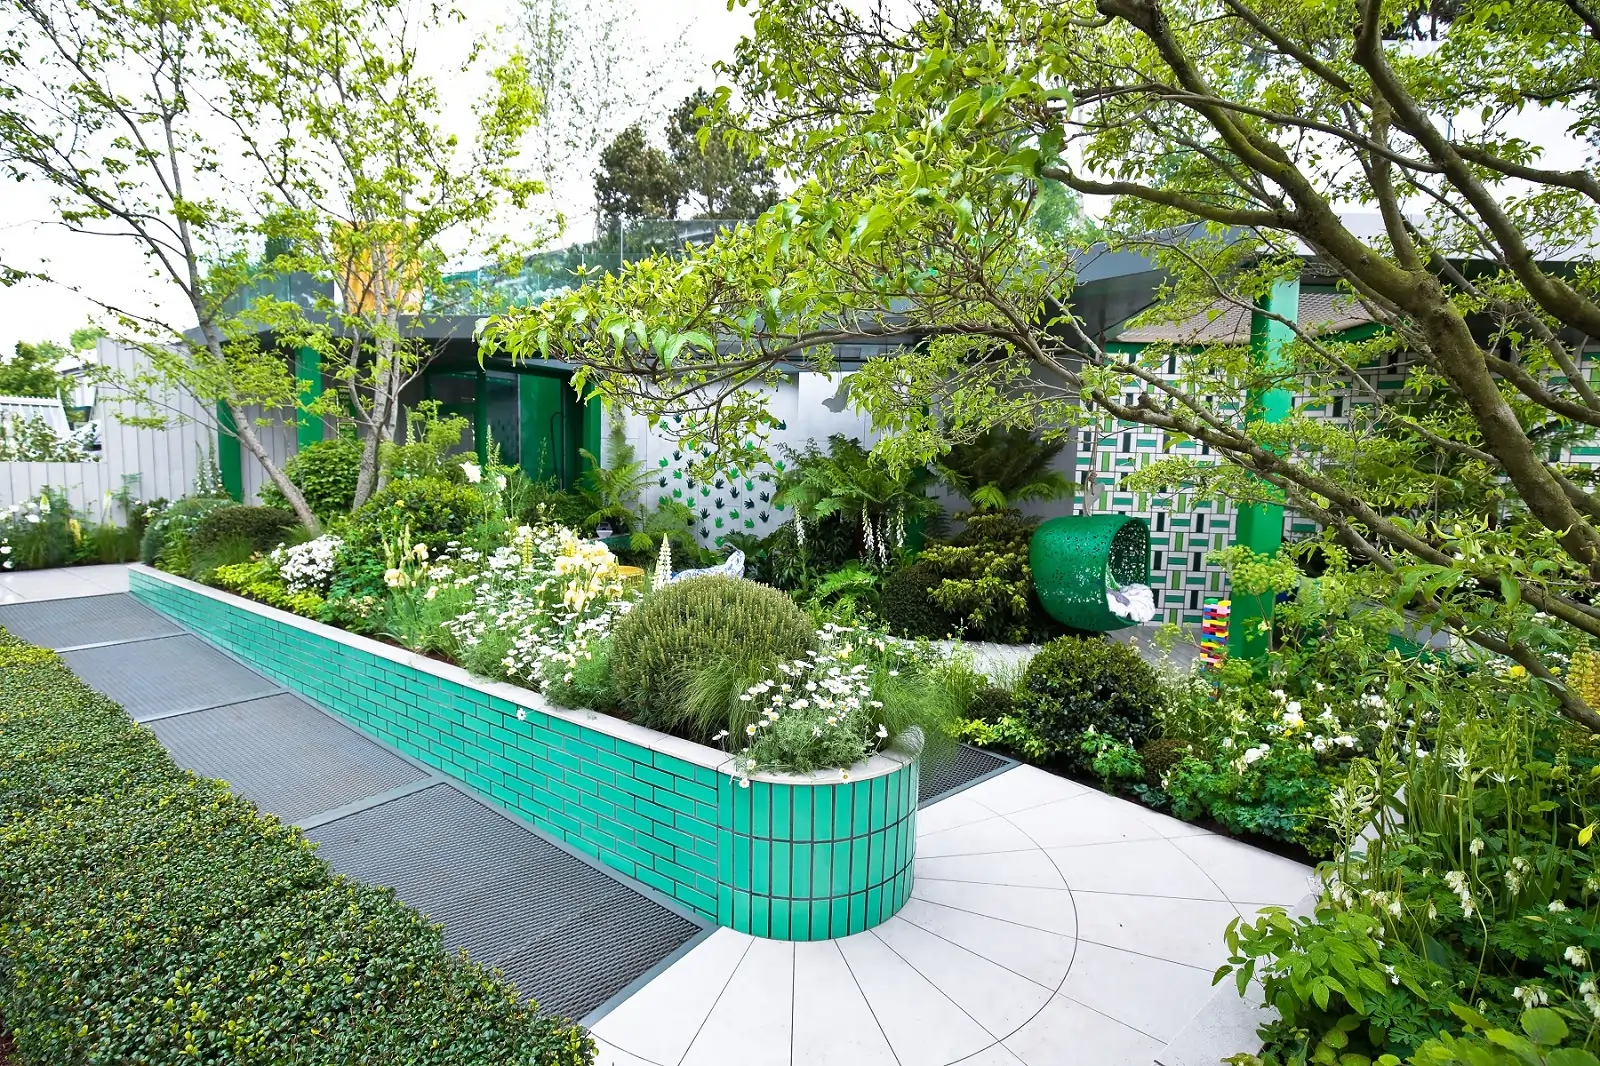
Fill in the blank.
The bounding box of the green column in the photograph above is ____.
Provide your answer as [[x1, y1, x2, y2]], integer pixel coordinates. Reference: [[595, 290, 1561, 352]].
[[216, 401, 243, 502], [582, 393, 604, 471], [1228, 278, 1299, 659], [474, 367, 488, 466], [294, 347, 324, 450]]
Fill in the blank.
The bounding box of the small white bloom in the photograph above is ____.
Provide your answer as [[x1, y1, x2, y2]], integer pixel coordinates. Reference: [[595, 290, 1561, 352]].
[[1550, 900, 1569, 913], [876, 724, 888, 739], [460, 461, 482, 483], [1566, 945, 1589, 967], [516, 709, 527, 721]]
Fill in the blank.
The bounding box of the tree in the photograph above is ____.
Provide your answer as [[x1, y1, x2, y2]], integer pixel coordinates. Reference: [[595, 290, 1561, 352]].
[[594, 124, 684, 224], [485, 0, 1600, 731], [1, 0, 542, 522], [0, 0, 319, 529], [665, 89, 779, 219], [519, 0, 688, 220], [219, 0, 543, 508], [0, 341, 67, 399]]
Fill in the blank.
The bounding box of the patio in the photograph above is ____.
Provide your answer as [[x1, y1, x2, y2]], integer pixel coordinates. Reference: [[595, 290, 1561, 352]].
[[0, 565, 1316, 1065]]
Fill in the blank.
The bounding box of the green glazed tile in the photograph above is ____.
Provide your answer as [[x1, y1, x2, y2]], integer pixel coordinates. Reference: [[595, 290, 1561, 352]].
[[750, 895, 770, 939], [752, 840, 770, 894], [770, 841, 792, 898]]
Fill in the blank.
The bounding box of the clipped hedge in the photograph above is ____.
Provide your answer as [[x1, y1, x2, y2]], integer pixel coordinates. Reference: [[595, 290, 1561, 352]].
[[0, 627, 594, 1066]]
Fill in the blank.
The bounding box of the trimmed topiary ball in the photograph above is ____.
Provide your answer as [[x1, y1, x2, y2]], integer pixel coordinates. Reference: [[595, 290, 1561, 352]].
[[608, 575, 816, 736], [1015, 636, 1163, 763], [1138, 736, 1194, 789]]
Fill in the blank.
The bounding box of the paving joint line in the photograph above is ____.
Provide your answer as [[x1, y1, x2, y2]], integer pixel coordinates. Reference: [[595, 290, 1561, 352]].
[[294, 776, 447, 832], [133, 690, 290, 724], [54, 630, 186, 653]]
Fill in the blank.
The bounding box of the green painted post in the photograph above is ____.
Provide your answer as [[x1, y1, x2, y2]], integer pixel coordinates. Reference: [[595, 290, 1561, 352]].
[[583, 393, 604, 470], [294, 347, 323, 450], [474, 367, 489, 466], [216, 401, 244, 502], [1228, 278, 1299, 659]]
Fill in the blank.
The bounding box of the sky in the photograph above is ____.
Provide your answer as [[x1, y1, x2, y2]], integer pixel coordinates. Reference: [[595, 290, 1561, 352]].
[[0, 4, 1591, 361], [0, 0, 753, 359]]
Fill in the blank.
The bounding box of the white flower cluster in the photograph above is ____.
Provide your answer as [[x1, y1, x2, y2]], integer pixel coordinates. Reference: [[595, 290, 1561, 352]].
[[727, 623, 893, 783], [0, 493, 59, 570], [440, 524, 639, 690], [272, 534, 342, 595]]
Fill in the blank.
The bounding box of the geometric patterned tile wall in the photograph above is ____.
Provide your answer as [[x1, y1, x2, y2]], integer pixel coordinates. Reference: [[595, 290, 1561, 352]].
[[1077, 346, 1600, 626]]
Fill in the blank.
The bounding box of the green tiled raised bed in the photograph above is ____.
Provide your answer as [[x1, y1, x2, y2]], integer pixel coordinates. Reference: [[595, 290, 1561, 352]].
[[129, 566, 918, 939]]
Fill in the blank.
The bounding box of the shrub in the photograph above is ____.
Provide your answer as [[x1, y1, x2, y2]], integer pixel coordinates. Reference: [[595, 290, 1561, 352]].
[[139, 496, 229, 567], [188, 504, 299, 566], [916, 510, 1061, 643], [880, 561, 954, 639], [0, 490, 79, 570], [608, 575, 816, 738], [968, 685, 1016, 724], [326, 478, 485, 615], [1138, 735, 1194, 789], [0, 626, 594, 1066], [210, 560, 325, 618], [259, 435, 363, 518], [1015, 636, 1162, 762]]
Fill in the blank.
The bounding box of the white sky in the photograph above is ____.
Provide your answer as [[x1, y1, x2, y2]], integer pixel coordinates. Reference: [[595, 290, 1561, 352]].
[[0, 0, 752, 358], [0, 4, 1590, 360]]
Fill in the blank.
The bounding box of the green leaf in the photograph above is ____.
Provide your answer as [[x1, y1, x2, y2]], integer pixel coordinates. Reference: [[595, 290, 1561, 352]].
[[1521, 1008, 1568, 1047]]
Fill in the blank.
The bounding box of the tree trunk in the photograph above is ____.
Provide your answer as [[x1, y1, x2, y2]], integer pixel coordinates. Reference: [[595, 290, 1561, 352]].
[[228, 399, 321, 534]]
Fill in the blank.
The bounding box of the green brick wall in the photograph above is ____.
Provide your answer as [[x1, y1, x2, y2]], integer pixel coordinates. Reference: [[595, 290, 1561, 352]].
[[130, 568, 917, 939]]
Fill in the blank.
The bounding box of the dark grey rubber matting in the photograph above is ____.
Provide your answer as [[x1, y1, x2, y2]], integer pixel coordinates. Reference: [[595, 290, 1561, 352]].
[[62, 634, 281, 720], [150, 693, 429, 823], [919, 743, 1016, 807], [309, 784, 702, 1019], [0, 592, 181, 650]]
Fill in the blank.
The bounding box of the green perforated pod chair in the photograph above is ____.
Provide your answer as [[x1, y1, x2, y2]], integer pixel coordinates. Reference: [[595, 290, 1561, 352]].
[[1029, 514, 1152, 631]]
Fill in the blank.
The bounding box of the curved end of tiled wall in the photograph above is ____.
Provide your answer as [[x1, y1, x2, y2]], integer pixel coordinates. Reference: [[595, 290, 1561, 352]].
[[720, 745, 918, 940], [129, 565, 920, 941]]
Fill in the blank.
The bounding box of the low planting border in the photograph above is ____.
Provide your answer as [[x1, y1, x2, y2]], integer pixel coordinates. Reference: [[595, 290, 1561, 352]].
[[128, 565, 918, 940]]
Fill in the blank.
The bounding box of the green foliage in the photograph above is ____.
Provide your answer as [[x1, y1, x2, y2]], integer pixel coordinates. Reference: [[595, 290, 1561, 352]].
[[517, 477, 591, 531], [1138, 736, 1194, 789], [139, 496, 234, 571], [666, 88, 780, 219], [933, 426, 1072, 513], [188, 505, 298, 564], [949, 713, 1048, 763], [210, 560, 324, 617], [1078, 732, 1144, 789], [326, 478, 485, 621], [543, 638, 617, 712], [0, 490, 79, 570], [259, 434, 363, 518], [595, 124, 684, 222], [381, 403, 474, 485], [483, 0, 1600, 736], [0, 341, 68, 399], [0, 626, 594, 1065], [1015, 636, 1162, 763], [880, 561, 956, 639], [1410, 1005, 1600, 1066], [968, 684, 1016, 724], [808, 561, 883, 615], [0, 415, 91, 461], [777, 435, 937, 569], [1166, 746, 1340, 855], [917, 511, 1060, 643], [731, 514, 860, 595], [608, 575, 817, 739]]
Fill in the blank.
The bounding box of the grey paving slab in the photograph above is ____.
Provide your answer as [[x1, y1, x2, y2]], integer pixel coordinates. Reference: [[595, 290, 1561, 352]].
[[149, 693, 430, 823], [0, 563, 130, 603], [309, 784, 702, 1020], [61, 634, 282, 720], [593, 765, 1316, 1066], [0, 592, 180, 649]]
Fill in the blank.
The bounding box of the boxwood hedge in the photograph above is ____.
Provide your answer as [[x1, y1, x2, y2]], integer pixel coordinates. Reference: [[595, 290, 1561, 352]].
[[0, 628, 594, 1066]]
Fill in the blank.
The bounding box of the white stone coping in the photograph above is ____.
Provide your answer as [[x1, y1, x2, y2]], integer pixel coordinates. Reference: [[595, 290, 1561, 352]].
[[131, 564, 920, 787]]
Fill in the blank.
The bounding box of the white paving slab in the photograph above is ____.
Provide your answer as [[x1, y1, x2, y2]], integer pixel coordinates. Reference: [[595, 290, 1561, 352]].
[[0, 563, 130, 602], [590, 763, 1316, 1066]]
